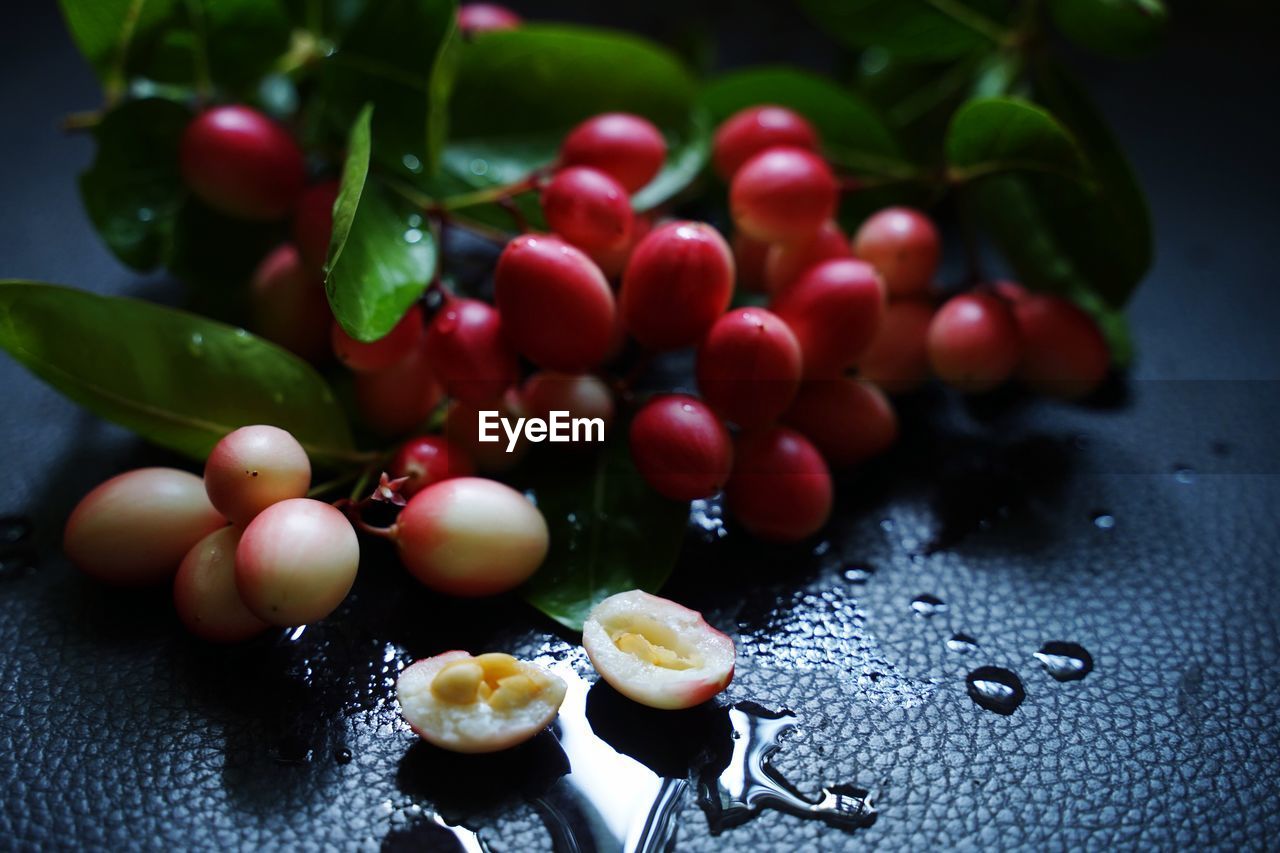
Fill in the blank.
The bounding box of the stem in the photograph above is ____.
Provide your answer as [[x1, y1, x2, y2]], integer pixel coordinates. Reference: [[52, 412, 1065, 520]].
[[332, 499, 398, 539], [437, 176, 539, 212], [307, 470, 361, 499]]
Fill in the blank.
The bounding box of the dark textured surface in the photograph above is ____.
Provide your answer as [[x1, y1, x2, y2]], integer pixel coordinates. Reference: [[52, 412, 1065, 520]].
[[2, 3, 1280, 851]]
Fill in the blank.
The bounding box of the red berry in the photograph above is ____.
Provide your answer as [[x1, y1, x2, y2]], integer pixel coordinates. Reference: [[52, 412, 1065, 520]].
[[1012, 294, 1110, 399], [782, 378, 897, 467], [857, 299, 934, 394], [730, 147, 837, 243], [763, 219, 852, 294], [204, 425, 311, 527], [424, 298, 518, 404], [630, 395, 732, 501], [520, 371, 615, 432], [927, 292, 1022, 392], [64, 468, 227, 586], [390, 436, 474, 498], [541, 166, 634, 252], [249, 244, 332, 363], [494, 235, 616, 370], [620, 221, 735, 350], [560, 113, 666, 193], [770, 258, 885, 378], [292, 180, 340, 274], [174, 527, 268, 643], [697, 308, 802, 429], [732, 232, 771, 294], [355, 345, 445, 437], [852, 206, 940, 297], [179, 106, 305, 221], [457, 3, 522, 35], [725, 427, 832, 543], [713, 105, 819, 180], [331, 305, 425, 373]]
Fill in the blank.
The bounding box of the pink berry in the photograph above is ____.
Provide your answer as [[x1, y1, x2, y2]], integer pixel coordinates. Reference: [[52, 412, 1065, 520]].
[[520, 371, 616, 433], [725, 427, 832, 543], [782, 378, 897, 467], [354, 345, 444, 437], [331, 305, 425, 373], [927, 292, 1022, 392], [582, 590, 736, 710], [173, 527, 269, 643], [1012, 294, 1110, 399], [560, 113, 667, 193], [397, 651, 566, 753], [763, 219, 852, 294], [770, 258, 885, 378], [852, 206, 941, 297], [457, 3, 522, 35], [730, 146, 837, 243], [204, 425, 311, 527], [541, 166, 634, 252], [64, 468, 227, 585], [713, 105, 819, 180], [732, 232, 771, 294], [235, 498, 359, 626], [248, 244, 332, 363], [179, 106, 305, 221], [424, 297, 518, 404], [857, 299, 934, 394], [629, 395, 732, 501], [696, 307, 802, 429], [394, 478, 549, 597], [390, 436, 474, 498], [620, 221, 735, 350], [292, 180, 340, 274], [494, 235, 617, 371]]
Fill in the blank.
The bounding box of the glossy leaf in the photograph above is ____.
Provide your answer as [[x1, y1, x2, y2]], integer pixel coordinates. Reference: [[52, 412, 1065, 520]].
[[0, 282, 355, 462], [1048, 0, 1168, 57], [79, 98, 190, 271], [968, 64, 1152, 308], [439, 25, 705, 212], [318, 0, 458, 180], [797, 0, 1013, 60], [946, 97, 1087, 183], [700, 66, 909, 178], [521, 438, 689, 631], [326, 106, 437, 342]]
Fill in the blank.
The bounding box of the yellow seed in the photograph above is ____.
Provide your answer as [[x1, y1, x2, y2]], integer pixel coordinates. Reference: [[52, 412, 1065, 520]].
[[614, 632, 694, 670], [488, 673, 540, 710], [431, 659, 484, 704], [474, 652, 522, 681]]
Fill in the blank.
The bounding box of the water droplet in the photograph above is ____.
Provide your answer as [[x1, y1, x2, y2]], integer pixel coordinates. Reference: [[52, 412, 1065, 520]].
[[1173, 466, 1196, 485], [187, 333, 204, 357], [965, 667, 1025, 715], [407, 213, 423, 228], [842, 564, 875, 584], [1034, 641, 1093, 682], [947, 633, 978, 653], [404, 228, 424, 244], [1090, 511, 1115, 530], [335, 747, 353, 765], [137, 207, 154, 222], [402, 154, 423, 173], [858, 46, 890, 75], [879, 518, 895, 533], [910, 594, 947, 617], [689, 498, 726, 542], [468, 158, 489, 176], [0, 516, 33, 545]]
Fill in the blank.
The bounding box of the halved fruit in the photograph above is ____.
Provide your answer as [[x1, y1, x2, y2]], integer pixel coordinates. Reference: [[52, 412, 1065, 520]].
[[582, 590, 736, 710], [396, 651, 567, 753]]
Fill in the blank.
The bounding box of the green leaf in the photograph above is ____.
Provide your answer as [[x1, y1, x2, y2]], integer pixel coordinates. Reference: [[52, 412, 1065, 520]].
[[520, 439, 689, 631], [79, 98, 190, 271], [1048, 0, 1167, 58], [967, 63, 1153, 308], [437, 24, 705, 213], [326, 106, 437, 341], [797, 0, 1014, 60], [318, 0, 458, 180], [191, 0, 293, 92], [946, 96, 1088, 183], [0, 282, 356, 462], [699, 66, 909, 178], [58, 0, 177, 95]]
